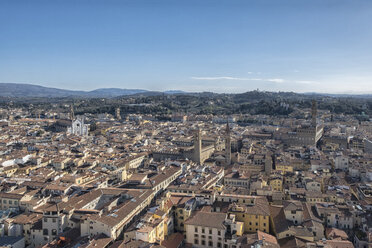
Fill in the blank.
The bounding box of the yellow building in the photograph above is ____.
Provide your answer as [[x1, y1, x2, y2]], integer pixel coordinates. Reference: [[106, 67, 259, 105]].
[[225, 196, 270, 233], [269, 175, 283, 192], [1, 165, 18, 177], [275, 164, 293, 174], [134, 211, 168, 243], [157, 192, 196, 233], [153, 210, 168, 240], [174, 199, 195, 233], [213, 184, 224, 191]]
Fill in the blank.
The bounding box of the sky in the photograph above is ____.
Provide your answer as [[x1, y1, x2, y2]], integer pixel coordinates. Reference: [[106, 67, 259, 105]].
[[1, 0, 372, 94]]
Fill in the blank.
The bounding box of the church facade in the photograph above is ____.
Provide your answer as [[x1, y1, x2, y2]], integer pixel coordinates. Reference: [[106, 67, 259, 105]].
[[67, 116, 89, 136]]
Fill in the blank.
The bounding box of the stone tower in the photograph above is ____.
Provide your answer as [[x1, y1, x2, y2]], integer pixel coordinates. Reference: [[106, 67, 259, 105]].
[[265, 152, 272, 174], [225, 122, 231, 165], [116, 107, 121, 120], [311, 100, 317, 127], [70, 105, 75, 121], [194, 128, 202, 164]]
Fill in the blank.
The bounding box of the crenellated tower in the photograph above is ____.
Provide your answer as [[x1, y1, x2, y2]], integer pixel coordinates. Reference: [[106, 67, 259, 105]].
[[194, 128, 202, 164]]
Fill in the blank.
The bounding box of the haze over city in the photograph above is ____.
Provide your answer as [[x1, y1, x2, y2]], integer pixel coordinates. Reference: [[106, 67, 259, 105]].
[[1, 0, 372, 93]]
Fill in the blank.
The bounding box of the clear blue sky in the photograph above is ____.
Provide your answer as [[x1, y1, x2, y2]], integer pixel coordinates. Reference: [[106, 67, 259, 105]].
[[1, 0, 372, 93]]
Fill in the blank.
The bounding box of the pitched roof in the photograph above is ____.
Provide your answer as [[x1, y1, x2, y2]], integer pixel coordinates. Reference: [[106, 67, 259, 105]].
[[184, 211, 227, 229], [326, 227, 348, 240], [160, 233, 184, 248], [269, 205, 290, 234]]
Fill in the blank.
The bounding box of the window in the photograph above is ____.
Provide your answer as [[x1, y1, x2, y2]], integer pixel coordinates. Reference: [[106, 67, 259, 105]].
[[195, 227, 198, 232], [201, 240, 206, 245], [256, 222, 258, 226], [44, 218, 47, 222], [3, 200, 6, 203], [194, 239, 199, 244], [194, 234, 198, 238], [9, 200, 12, 205], [43, 229, 48, 235], [209, 229, 212, 234], [218, 230, 221, 236], [52, 218, 56, 223], [209, 241, 213, 246], [52, 229, 57, 235], [218, 242, 222, 248], [202, 228, 205, 233]]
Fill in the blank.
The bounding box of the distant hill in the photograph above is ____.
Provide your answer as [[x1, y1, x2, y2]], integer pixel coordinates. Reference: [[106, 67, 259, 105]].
[[0, 83, 83, 98], [0, 83, 371, 99], [0, 83, 149, 98], [303, 92, 372, 99], [85, 88, 148, 97], [0, 83, 192, 98]]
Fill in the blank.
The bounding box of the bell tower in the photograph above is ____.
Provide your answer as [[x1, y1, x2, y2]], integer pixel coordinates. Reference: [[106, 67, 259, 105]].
[[225, 122, 231, 165], [194, 128, 202, 164], [311, 100, 317, 127], [70, 105, 75, 121]]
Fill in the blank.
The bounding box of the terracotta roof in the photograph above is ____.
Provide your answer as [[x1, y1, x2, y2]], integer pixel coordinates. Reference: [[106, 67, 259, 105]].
[[270, 205, 290, 234], [326, 228, 348, 240], [323, 239, 354, 248], [184, 211, 227, 229], [0, 192, 23, 200], [160, 233, 184, 248]]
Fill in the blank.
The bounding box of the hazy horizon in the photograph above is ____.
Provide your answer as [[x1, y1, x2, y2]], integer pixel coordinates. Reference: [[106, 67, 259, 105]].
[[1, 0, 372, 94], [2, 82, 372, 95]]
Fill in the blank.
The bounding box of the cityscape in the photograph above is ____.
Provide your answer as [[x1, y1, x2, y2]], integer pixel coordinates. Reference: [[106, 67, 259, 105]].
[[1, 1, 372, 248], [0, 88, 371, 248]]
